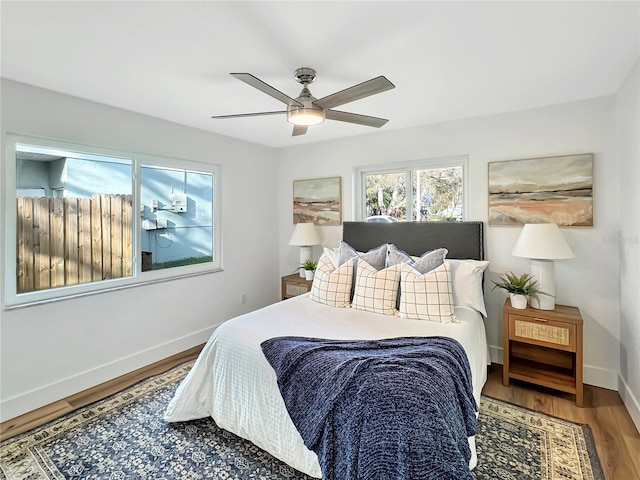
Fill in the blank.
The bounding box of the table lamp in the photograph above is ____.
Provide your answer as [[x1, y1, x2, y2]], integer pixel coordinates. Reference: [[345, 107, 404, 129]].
[[289, 223, 321, 277], [511, 223, 574, 310]]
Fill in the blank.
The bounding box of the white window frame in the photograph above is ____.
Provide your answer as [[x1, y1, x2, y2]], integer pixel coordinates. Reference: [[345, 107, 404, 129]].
[[3, 133, 222, 309], [353, 155, 469, 221]]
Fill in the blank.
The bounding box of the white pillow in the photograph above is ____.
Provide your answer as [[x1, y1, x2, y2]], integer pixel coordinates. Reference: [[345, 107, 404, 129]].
[[445, 259, 489, 317], [323, 246, 340, 268], [309, 255, 354, 308], [351, 259, 401, 316], [398, 262, 458, 323]]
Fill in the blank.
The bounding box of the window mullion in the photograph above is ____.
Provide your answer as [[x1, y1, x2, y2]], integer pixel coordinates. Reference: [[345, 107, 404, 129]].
[[406, 168, 414, 221], [133, 159, 141, 275]]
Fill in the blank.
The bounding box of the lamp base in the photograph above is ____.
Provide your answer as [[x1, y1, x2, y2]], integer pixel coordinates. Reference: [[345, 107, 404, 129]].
[[529, 259, 555, 310], [299, 246, 312, 278]]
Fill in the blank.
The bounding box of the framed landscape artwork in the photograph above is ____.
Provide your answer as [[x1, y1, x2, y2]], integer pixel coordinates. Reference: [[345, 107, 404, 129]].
[[293, 177, 342, 225], [488, 154, 593, 226]]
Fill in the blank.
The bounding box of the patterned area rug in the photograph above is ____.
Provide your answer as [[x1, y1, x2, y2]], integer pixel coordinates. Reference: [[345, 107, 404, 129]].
[[1, 361, 604, 480]]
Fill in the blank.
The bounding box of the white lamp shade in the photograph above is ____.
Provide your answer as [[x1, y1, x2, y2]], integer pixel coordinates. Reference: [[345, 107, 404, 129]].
[[511, 223, 574, 260], [289, 223, 321, 246]]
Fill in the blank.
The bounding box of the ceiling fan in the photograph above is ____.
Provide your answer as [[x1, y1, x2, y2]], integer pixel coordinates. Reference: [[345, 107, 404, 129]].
[[211, 67, 395, 136]]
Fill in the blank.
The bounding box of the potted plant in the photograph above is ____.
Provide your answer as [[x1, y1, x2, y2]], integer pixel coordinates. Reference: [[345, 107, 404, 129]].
[[295, 259, 318, 281], [491, 271, 548, 309]]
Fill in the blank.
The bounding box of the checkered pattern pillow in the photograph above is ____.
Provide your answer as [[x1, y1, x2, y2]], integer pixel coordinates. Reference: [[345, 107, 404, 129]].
[[398, 262, 458, 323], [351, 259, 401, 315], [386, 245, 449, 309], [309, 255, 354, 308]]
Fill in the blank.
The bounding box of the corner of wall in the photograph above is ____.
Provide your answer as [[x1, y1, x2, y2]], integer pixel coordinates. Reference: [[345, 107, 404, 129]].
[[619, 374, 640, 433], [616, 58, 640, 433]]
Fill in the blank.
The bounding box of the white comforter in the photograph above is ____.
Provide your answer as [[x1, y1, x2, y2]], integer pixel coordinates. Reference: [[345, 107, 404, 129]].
[[164, 294, 490, 478]]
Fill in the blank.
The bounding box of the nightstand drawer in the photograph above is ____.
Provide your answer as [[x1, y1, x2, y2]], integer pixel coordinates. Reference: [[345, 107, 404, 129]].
[[509, 314, 576, 352], [281, 273, 313, 300], [285, 283, 310, 297]]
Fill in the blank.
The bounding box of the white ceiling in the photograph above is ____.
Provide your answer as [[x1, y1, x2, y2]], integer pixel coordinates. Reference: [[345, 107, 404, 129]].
[[2, 1, 639, 148]]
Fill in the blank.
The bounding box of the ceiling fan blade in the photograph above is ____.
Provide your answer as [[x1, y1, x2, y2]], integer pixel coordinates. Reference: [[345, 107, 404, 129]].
[[211, 111, 286, 119], [313, 76, 395, 110], [292, 125, 308, 136], [325, 109, 389, 128], [231, 73, 303, 107]]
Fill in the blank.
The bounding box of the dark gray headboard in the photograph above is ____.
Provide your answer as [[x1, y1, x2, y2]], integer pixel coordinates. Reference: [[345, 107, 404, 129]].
[[342, 221, 484, 260]]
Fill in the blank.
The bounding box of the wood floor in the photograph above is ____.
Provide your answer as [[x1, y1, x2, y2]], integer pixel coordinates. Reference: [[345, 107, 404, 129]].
[[2, 350, 639, 480], [0, 345, 203, 443], [483, 363, 640, 480]]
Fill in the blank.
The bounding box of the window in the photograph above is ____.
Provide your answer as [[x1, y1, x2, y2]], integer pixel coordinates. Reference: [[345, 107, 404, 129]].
[[4, 134, 221, 308], [140, 165, 214, 272], [355, 156, 468, 222]]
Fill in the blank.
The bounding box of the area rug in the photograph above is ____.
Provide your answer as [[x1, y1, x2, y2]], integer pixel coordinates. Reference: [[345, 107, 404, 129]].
[[0, 361, 604, 480]]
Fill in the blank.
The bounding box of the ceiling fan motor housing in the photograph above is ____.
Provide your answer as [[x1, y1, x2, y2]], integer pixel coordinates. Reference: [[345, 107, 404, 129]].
[[294, 67, 317, 85], [287, 81, 325, 125]]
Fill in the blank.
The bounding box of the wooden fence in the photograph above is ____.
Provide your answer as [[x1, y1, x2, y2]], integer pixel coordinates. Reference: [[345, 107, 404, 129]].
[[16, 194, 133, 294]]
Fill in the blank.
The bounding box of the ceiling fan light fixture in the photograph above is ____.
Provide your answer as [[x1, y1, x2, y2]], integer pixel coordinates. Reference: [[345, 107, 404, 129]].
[[213, 68, 395, 136], [287, 107, 325, 126]]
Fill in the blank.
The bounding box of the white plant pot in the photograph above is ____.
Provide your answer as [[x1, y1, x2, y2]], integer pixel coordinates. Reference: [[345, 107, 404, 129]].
[[304, 270, 314, 281], [510, 293, 527, 309]]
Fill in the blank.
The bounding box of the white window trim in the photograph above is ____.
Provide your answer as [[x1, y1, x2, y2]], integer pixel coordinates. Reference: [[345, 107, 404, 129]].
[[353, 155, 469, 221], [3, 133, 223, 309]]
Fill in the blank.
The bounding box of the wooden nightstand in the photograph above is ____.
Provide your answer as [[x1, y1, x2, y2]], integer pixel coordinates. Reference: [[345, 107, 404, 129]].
[[502, 299, 584, 406], [281, 273, 313, 300]]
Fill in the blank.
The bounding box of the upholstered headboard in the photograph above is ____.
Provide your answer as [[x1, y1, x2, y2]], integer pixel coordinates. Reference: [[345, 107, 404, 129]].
[[342, 221, 484, 260]]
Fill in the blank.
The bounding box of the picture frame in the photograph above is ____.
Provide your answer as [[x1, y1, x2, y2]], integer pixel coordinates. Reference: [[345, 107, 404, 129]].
[[293, 177, 342, 225], [488, 153, 593, 226]]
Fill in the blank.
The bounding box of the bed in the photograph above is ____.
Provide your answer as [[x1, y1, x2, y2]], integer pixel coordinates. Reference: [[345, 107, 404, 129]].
[[164, 221, 490, 478]]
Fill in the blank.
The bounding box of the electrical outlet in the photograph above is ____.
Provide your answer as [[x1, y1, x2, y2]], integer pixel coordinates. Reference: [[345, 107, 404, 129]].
[[241, 293, 247, 305]]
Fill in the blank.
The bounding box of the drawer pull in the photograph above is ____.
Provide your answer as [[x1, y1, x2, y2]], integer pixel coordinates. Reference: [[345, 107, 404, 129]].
[[533, 317, 548, 322]]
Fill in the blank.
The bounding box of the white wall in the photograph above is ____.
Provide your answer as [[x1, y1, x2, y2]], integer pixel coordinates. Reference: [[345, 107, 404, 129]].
[[278, 96, 621, 390], [1, 77, 632, 423], [0, 80, 280, 421], [616, 60, 640, 431]]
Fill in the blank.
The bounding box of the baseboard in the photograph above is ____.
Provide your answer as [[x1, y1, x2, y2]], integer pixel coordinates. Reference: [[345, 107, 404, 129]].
[[488, 344, 619, 390], [488, 344, 504, 365], [0, 326, 217, 423], [585, 364, 619, 391], [618, 375, 640, 433]]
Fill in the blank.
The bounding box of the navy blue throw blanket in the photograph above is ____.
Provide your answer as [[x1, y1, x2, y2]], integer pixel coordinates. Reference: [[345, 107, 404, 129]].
[[260, 336, 477, 480]]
